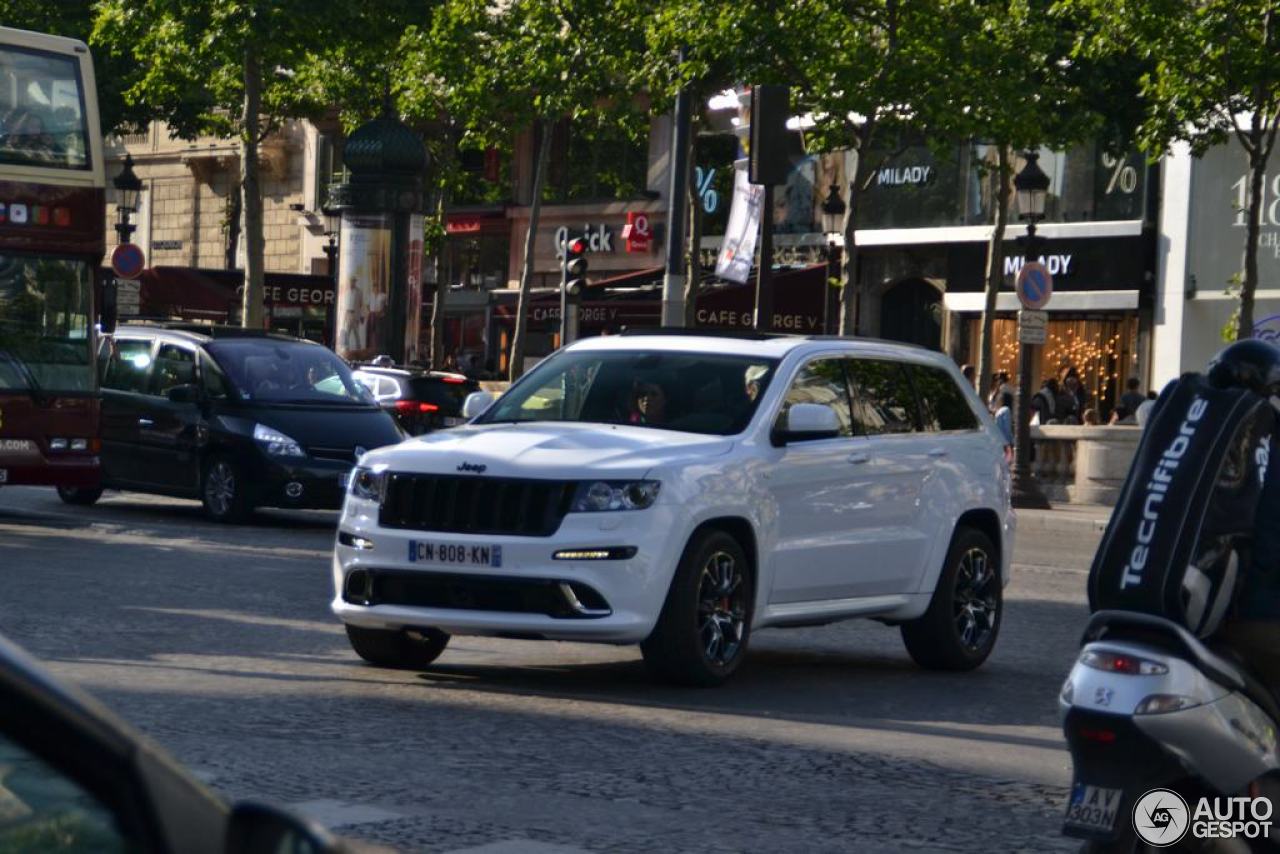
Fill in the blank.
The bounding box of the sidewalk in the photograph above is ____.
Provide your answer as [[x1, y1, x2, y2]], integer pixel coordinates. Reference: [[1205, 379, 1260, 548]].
[[1016, 502, 1114, 536]]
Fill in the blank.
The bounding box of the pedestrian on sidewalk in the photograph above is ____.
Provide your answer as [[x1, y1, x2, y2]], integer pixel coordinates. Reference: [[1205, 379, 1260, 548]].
[[1119, 376, 1146, 416], [1031, 378, 1058, 424], [994, 391, 1014, 448]]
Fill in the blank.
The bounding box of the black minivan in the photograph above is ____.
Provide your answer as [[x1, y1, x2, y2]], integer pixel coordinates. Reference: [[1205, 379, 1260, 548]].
[[59, 324, 403, 522]]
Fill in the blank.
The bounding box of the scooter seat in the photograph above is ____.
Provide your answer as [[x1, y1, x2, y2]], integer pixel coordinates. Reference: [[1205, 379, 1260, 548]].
[[1085, 610, 1280, 725]]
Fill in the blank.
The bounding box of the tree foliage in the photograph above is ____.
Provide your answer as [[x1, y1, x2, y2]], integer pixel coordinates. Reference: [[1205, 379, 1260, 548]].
[[1069, 0, 1279, 336]]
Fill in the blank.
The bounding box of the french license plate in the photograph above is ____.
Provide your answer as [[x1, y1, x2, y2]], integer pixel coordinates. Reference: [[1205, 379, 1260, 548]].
[[1064, 783, 1122, 833], [0, 469, 6, 484], [408, 540, 502, 568]]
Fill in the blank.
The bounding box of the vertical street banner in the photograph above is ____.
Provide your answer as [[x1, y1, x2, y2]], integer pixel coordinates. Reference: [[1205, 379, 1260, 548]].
[[404, 214, 425, 364], [716, 161, 763, 285], [335, 213, 392, 362]]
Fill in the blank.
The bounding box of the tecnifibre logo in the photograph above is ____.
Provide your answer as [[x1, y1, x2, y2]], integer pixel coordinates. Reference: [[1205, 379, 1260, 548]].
[[1133, 789, 1190, 846], [1120, 397, 1208, 590]]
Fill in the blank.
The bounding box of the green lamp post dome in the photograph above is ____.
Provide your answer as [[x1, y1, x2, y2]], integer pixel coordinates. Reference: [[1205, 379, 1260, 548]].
[[342, 115, 427, 178]]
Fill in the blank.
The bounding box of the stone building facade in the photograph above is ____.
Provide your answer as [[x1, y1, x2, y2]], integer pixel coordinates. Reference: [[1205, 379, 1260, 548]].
[[104, 119, 341, 277]]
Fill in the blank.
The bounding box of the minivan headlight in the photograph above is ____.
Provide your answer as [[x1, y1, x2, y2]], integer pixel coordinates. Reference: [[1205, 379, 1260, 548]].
[[349, 467, 386, 502], [570, 480, 660, 512], [254, 423, 305, 457]]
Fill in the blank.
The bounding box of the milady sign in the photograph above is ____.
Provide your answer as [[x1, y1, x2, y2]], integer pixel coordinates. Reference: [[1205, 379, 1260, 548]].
[[1004, 253, 1074, 277]]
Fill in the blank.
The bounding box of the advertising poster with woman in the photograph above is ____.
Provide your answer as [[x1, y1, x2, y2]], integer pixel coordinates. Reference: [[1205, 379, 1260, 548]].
[[336, 214, 392, 362]]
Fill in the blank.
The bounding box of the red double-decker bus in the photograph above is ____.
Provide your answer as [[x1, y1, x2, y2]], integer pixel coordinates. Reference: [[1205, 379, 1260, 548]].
[[0, 26, 105, 490]]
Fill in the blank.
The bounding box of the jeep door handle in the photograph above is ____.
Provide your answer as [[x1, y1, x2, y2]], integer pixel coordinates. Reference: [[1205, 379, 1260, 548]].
[[848, 452, 870, 464], [927, 448, 948, 458], [137, 418, 154, 427]]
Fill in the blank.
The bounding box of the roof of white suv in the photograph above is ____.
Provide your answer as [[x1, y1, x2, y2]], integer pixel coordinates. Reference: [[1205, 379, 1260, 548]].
[[567, 332, 938, 362]]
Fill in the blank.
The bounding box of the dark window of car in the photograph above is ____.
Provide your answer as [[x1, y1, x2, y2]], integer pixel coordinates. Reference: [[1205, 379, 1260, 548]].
[[0, 733, 133, 851], [911, 364, 980, 432], [199, 351, 231, 400], [846, 359, 920, 434], [101, 339, 152, 394], [411, 377, 475, 414], [777, 358, 853, 438], [148, 344, 196, 397], [206, 339, 374, 405]]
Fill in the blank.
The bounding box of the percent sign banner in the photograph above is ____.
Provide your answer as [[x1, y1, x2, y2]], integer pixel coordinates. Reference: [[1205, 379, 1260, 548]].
[[694, 166, 718, 214], [1100, 153, 1139, 194]]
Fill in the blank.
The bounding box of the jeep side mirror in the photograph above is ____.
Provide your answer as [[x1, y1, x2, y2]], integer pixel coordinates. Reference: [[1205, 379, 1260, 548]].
[[773, 403, 842, 445], [462, 391, 495, 419]]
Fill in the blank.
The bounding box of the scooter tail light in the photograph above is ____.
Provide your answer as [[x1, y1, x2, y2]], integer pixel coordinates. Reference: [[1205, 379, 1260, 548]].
[[1077, 727, 1118, 743], [1080, 650, 1169, 676], [1134, 694, 1201, 715]]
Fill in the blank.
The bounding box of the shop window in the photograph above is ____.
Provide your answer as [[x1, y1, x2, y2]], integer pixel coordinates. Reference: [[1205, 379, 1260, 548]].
[[314, 132, 345, 209]]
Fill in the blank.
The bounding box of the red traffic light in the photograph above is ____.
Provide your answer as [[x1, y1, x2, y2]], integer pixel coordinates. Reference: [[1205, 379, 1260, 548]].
[[566, 237, 587, 256]]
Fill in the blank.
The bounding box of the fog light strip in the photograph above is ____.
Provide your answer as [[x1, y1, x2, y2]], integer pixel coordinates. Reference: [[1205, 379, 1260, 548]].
[[552, 547, 637, 561]]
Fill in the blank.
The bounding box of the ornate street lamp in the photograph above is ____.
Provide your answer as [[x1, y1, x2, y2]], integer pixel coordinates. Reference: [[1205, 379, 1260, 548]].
[[320, 205, 341, 348], [1010, 151, 1052, 509], [820, 182, 846, 335], [112, 153, 143, 245]]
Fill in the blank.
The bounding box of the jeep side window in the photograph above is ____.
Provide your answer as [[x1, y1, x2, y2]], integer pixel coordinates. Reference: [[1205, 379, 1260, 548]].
[[911, 364, 980, 432], [846, 359, 919, 434], [101, 339, 153, 394], [777, 358, 853, 437]]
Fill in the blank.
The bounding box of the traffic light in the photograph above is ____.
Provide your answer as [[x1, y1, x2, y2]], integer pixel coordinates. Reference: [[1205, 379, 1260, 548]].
[[563, 235, 588, 296]]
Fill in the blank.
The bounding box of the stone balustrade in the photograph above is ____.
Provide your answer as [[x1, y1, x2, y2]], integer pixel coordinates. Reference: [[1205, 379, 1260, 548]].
[[1029, 424, 1142, 505]]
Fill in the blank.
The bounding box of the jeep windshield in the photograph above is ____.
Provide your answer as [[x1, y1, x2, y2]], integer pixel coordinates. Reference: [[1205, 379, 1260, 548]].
[[479, 350, 779, 435]]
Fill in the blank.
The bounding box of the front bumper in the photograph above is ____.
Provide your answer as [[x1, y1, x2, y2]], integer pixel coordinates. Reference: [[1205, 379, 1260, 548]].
[[330, 499, 688, 643], [250, 455, 352, 510]]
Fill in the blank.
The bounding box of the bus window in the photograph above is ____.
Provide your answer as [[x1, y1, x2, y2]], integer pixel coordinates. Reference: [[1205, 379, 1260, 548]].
[[0, 46, 88, 169]]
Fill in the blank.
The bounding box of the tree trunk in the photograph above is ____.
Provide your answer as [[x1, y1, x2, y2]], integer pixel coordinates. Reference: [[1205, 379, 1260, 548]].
[[683, 129, 702, 328], [977, 146, 1012, 402], [239, 43, 265, 329], [225, 180, 242, 270], [430, 191, 448, 367], [839, 127, 872, 336], [508, 119, 552, 381], [1238, 147, 1266, 339]]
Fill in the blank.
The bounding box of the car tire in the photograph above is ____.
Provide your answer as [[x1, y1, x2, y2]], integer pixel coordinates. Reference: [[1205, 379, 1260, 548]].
[[345, 625, 450, 669], [901, 526, 1002, 671], [56, 486, 103, 506], [641, 528, 754, 687], [201, 456, 253, 523]]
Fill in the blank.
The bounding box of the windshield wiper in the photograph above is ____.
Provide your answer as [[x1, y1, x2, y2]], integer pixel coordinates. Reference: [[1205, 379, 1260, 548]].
[[0, 349, 47, 404]]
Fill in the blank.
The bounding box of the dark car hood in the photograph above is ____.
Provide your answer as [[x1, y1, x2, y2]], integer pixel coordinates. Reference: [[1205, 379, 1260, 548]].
[[248, 404, 403, 451]]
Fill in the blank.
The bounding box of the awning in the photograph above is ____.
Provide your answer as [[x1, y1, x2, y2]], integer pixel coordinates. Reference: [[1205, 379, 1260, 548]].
[[943, 290, 1139, 312]]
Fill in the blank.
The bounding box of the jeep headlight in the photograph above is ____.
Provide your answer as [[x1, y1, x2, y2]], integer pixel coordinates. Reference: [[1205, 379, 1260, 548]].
[[570, 480, 660, 512], [253, 423, 305, 457], [348, 466, 386, 502]]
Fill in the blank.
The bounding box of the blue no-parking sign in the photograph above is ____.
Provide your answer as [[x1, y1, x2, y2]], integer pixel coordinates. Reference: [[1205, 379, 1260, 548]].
[[111, 243, 145, 280], [1015, 261, 1053, 310]]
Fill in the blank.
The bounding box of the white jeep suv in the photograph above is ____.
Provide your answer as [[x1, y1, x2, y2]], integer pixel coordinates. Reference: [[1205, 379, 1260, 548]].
[[332, 333, 1014, 686]]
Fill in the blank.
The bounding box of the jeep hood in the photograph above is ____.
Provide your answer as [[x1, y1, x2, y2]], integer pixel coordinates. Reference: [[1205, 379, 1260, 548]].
[[360, 422, 734, 477]]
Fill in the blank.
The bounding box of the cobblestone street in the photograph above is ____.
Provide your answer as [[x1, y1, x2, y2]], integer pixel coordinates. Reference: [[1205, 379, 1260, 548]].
[[0, 486, 1099, 852]]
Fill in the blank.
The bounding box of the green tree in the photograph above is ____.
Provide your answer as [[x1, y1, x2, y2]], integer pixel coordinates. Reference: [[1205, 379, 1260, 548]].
[[408, 0, 644, 379], [922, 0, 1139, 398], [1070, 0, 1279, 338], [91, 2, 396, 329]]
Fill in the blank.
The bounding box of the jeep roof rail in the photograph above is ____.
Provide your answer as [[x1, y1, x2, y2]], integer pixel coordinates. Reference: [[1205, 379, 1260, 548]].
[[616, 327, 794, 341]]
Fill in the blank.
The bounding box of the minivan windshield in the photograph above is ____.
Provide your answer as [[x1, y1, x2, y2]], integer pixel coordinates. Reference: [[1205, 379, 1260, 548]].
[[479, 350, 779, 435], [206, 339, 375, 406]]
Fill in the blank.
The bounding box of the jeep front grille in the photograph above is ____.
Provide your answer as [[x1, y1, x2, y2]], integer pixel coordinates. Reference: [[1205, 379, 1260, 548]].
[[378, 473, 576, 537]]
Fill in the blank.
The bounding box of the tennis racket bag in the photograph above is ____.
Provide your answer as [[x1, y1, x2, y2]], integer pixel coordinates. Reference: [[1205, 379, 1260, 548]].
[[1088, 373, 1274, 636]]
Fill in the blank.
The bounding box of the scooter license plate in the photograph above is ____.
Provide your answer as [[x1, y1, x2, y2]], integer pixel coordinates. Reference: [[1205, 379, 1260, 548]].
[[1064, 783, 1122, 833]]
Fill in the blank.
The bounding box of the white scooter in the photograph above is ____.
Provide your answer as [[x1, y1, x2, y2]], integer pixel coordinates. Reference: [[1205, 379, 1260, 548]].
[[1060, 607, 1280, 851]]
